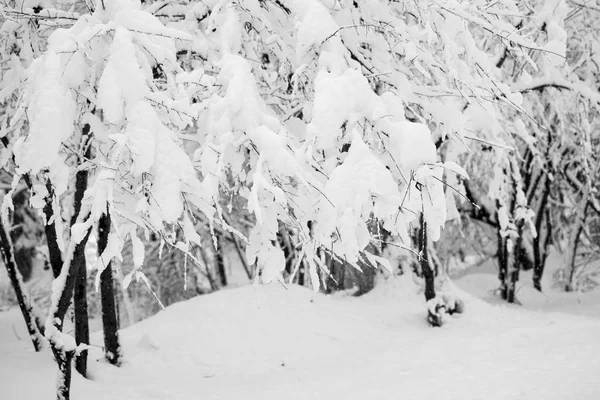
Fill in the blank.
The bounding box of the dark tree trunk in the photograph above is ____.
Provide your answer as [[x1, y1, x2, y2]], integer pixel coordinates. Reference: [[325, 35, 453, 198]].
[[72, 239, 90, 377], [98, 210, 121, 366], [48, 227, 92, 400], [496, 211, 508, 300], [297, 260, 305, 286], [278, 222, 295, 276], [72, 124, 92, 378], [0, 214, 44, 351], [566, 205, 587, 292], [72, 258, 88, 377], [46, 123, 93, 400], [418, 214, 435, 301], [215, 233, 227, 287], [43, 179, 63, 279], [542, 208, 552, 266], [533, 174, 551, 292], [507, 220, 525, 303]]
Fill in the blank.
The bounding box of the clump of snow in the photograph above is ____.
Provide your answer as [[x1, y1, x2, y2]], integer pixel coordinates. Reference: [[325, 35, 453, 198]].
[[13, 52, 76, 174]]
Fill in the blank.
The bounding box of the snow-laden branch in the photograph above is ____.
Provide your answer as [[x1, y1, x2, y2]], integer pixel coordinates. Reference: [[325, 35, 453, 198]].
[[438, 4, 565, 58], [567, 0, 600, 12], [3, 8, 81, 21], [512, 76, 600, 104]]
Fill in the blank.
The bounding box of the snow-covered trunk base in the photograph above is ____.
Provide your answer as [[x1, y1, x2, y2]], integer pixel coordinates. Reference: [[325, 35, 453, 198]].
[[54, 348, 75, 400], [0, 213, 44, 351], [98, 210, 122, 366], [418, 215, 445, 327], [48, 228, 92, 400], [418, 216, 436, 302]]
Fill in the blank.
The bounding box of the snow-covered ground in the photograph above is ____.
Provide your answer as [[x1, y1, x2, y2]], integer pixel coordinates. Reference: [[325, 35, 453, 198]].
[[2, 268, 600, 400]]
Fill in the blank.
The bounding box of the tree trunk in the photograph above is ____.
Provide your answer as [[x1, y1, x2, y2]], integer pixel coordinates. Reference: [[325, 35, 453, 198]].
[[46, 123, 93, 399], [496, 222, 508, 300], [533, 174, 551, 291], [71, 194, 90, 378], [43, 179, 63, 279], [278, 222, 295, 276], [47, 227, 91, 400], [73, 236, 90, 377], [418, 214, 435, 302], [566, 212, 586, 292], [0, 214, 44, 351], [215, 233, 227, 287], [507, 219, 524, 303], [297, 260, 305, 286], [98, 210, 122, 366], [566, 200, 589, 292], [72, 124, 92, 377]]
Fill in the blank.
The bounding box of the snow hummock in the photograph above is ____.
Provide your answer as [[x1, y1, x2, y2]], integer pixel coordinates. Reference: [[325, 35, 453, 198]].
[[2, 272, 600, 400]]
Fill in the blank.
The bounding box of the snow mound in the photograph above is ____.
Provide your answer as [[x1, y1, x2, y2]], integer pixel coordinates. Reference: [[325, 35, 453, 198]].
[[2, 275, 600, 400]]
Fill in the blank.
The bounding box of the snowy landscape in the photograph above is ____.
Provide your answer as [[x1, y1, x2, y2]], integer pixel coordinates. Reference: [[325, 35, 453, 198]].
[[1, 0, 600, 399], [3, 258, 600, 399]]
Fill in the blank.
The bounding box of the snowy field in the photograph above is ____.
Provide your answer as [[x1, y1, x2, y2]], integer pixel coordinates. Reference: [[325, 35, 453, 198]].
[[2, 263, 600, 400]]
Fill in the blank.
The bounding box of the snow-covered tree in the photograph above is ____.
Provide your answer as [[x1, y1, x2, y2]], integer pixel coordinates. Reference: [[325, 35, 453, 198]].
[[2, 0, 596, 397]]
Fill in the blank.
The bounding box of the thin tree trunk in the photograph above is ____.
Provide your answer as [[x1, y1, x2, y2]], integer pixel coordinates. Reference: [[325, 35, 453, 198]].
[[38, 174, 78, 400], [566, 199, 590, 292], [418, 214, 435, 301], [43, 179, 63, 279], [542, 208, 552, 266], [507, 219, 524, 303], [278, 222, 294, 276], [533, 174, 551, 291], [46, 123, 93, 399], [566, 225, 584, 292], [74, 273, 89, 358], [297, 260, 305, 286], [47, 226, 91, 400], [215, 233, 227, 287], [0, 214, 44, 351], [496, 223, 508, 300], [72, 124, 92, 378], [72, 232, 91, 377], [98, 210, 121, 365]]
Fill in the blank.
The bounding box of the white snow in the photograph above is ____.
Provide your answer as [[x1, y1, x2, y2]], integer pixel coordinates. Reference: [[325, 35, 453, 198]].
[[2, 269, 600, 400]]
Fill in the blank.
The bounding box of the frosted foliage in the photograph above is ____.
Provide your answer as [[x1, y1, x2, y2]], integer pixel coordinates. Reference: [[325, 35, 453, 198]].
[[13, 52, 76, 173], [317, 137, 401, 262], [4, 0, 583, 293], [294, 0, 338, 61], [97, 28, 148, 124], [308, 66, 383, 151], [258, 245, 286, 284], [377, 120, 437, 172]]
